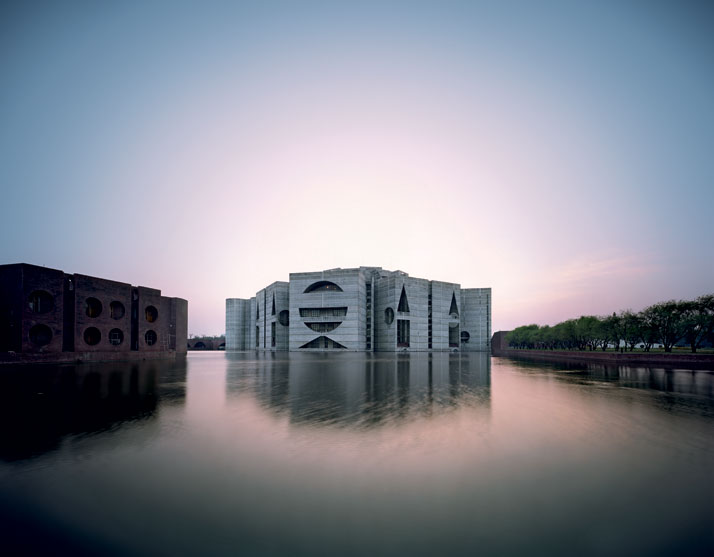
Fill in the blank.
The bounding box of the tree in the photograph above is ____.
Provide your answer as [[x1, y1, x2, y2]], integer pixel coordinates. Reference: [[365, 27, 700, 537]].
[[507, 325, 540, 349], [574, 316, 602, 351], [619, 310, 643, 351], [680, 294, 714, 353], [602, 313, 622, 352], [641, 301, 686, 352]]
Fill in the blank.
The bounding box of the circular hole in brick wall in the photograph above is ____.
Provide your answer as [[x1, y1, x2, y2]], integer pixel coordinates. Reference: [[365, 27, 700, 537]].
[[279, 310, 289, 326], [145, 306, 158, 323], [85, 298, 102, 318], [28, 290, 54, 314], [145, 330, 157, 346], [110, 301, 125, 319], [384, 307, 394, 325], [84, 327, 101, 345], [29, 324, 52, 346], [109, 328, 124, 345]]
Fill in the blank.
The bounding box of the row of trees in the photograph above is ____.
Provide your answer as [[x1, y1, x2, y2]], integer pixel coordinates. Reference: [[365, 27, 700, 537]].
[[507, 295, 714, 353]]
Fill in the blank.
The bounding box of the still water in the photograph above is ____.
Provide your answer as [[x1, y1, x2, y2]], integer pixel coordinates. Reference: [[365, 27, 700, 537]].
[[0, 352, 712, 556]]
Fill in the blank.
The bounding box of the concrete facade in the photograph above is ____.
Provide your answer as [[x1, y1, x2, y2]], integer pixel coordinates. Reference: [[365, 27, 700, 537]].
[[0, 263, 187, 362], [227, 267, 490, 352]]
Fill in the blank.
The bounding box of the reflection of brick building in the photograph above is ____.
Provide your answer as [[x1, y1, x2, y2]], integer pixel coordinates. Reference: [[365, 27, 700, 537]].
[[0, 263, 187, 363]]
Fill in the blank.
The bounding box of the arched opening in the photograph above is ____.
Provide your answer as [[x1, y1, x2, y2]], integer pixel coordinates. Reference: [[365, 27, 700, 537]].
[[144, 330, 157, 346], [29, 324, 52, 346], [304, 281, 343, 293], [145, 306, 158, 323], [109, 328, 124, 346], [84, 327, 101, 346], [278, 310, 290, 326], [384, 307, 394, 325], [193, 341, 206, 349], [305, 322, 341, 333], [110, 301, 125, 319], [85, 297, 102, 318]]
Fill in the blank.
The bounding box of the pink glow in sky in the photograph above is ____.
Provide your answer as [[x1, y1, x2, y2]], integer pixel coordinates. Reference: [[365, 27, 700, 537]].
[[1, 1, 712, 335]]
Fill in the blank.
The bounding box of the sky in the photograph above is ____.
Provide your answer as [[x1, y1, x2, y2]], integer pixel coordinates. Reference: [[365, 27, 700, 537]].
[[1, 0, 712, 336]]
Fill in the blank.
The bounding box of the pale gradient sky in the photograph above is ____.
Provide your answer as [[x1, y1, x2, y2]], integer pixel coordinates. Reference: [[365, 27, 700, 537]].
[[1, 0, 712, 336]]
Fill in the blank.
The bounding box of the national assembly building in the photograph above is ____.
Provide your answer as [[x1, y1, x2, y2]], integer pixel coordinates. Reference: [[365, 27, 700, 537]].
[[226, 267, 490, 352]]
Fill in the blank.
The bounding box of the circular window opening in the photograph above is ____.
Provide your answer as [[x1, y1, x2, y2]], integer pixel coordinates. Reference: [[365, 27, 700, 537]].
[[29, 324, 52, 346], [461, 331, 471, 342], [85, 297, 102, 318], [145, 330, 157, 346], [145, 306, 158, 323], [84, 327, 101, 346], [110, 301, 125, 320], [384, 307, 394, 325], [108, 328, 124, 346], [28, 290, 54, 314], [279, 310, 290, 326]]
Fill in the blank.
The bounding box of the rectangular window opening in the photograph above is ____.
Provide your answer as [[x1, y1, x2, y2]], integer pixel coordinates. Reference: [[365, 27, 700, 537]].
[[397, 319, 410, 347]]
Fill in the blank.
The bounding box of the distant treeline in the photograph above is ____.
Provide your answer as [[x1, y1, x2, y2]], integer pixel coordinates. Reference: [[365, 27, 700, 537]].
[[507, 295, 714, 353]]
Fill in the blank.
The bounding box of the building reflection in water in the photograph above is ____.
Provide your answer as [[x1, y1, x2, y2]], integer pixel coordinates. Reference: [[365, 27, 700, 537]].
[[225, 352, 491, 427], [0, 357, 187, 461]]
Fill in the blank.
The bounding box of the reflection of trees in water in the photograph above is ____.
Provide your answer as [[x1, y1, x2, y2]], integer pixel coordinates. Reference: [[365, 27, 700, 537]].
[[511, 358, 714, 398], [225, 352, 490, 428], [0, 357, 187, 461]]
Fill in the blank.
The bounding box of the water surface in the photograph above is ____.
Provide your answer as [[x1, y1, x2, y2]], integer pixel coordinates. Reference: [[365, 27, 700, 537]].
[[1, 353, 712, 556]]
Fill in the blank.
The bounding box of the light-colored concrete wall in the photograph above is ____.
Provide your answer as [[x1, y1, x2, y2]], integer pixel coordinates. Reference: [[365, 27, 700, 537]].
[[254, 290, 266, 349], [460, 288, 491, 352], [374, 273, 398, 351], [226, 298, 251, 350], [430, 281, 461, 351], [262, 282, 289, 351], [225, 267, 490, 353], [289, 268, 365, 351], [403, 276, 429, 351]]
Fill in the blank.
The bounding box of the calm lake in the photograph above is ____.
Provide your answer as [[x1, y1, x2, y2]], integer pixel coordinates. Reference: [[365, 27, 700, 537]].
[[1, 352, 712, 556]]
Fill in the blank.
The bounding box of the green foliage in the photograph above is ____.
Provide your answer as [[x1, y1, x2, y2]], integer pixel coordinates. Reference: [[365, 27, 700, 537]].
[[506, 294, 714, 353]]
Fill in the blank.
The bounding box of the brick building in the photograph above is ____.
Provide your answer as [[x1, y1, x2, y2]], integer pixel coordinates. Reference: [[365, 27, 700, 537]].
[[0, 263, 187, 362]]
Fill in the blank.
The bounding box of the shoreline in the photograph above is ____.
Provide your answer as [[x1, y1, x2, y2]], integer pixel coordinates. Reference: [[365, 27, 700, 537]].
[[492, 348, 714, 370], [0, 350, 185, 366]]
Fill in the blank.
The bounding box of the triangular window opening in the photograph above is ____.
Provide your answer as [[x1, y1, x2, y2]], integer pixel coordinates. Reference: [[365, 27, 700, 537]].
[[398, 285, 410, 313], [271, 293, 276, 315], [449, 292, 459, 317], [299, 336, 347, 349]]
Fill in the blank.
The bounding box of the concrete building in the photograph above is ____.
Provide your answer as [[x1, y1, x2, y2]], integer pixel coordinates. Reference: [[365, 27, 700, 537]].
[[0, 263, 188, 363], [226, 267, 490, 352]]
